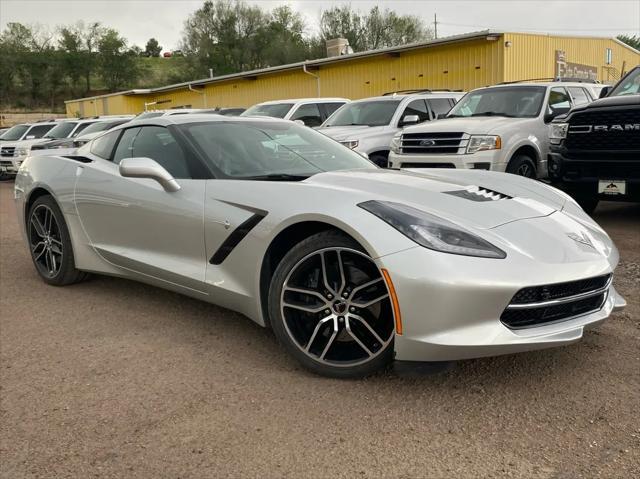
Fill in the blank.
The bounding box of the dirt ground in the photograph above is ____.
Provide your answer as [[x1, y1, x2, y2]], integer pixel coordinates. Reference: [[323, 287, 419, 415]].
[[0, 180, 638, 478]]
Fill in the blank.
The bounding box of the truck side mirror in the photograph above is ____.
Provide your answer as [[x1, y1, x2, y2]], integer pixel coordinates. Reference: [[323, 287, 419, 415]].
[[599, 86, 611, 99]]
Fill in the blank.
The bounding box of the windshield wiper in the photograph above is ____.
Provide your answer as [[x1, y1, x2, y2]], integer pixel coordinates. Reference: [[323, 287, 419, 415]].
[[244, 173, 312, 181], [469, 112, 517, 118]]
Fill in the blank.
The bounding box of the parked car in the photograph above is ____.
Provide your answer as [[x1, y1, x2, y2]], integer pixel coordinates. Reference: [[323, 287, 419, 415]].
[[31, 116, 135, 150], [548, 65, 640, 213], [0, 121, 61, 178], [241, 98, 349, 126], [318, 91, 464, 167], [135, 109, 207, 120], [388, 81, 598, 178], [14, 114, 625, 377], [211, 107, 246, 116]]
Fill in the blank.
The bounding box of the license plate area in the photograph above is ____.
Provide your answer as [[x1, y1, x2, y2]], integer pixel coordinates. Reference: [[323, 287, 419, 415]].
[[598, 180, 626, 195]]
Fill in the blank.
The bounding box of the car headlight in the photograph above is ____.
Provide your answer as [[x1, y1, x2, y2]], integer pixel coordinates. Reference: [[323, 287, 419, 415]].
[[549, 122, 568, 145], [15, 147, 29, 156], [390, 133, 402, 154], [339, 140, 359, 150], [359, 200, 506, 259], [466, 135, 501, 154]]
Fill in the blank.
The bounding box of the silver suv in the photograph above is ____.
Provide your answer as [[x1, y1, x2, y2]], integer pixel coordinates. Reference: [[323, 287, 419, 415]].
[[318, 90, 464, 167]]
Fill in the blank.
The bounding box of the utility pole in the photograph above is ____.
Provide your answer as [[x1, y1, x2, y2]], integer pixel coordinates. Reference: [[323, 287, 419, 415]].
[[434, 13, 438, 39]]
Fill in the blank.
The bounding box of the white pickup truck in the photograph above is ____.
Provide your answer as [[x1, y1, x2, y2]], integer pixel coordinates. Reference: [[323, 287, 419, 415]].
[[388, 81, 600, 178]]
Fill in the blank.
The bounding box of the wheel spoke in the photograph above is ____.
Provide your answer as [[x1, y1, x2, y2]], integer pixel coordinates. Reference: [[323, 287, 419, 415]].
[[349, 313, 386, 345], [344, 318, 373, 357], [319, 319, 339, 360], [44, 249, 52, 272], [336, 250, 347, 295], [349, 277, 384, 299], [32, 241, 46, 260], [43, 208, 53, 234], [49, 250, 57, 273], [305, 316, 333, 352], [282, 302, 327, 314], [284, 286, 327, 303], [30, 215, 46, 238], [351, 293, 389, 309], [320, 252, 337, 296]]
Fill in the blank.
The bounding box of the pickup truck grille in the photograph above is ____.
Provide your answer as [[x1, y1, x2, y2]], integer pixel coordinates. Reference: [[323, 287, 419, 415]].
[[501, 274, 611, 329], [1, 146, 16, 158], [565, 108, 640, 151], [400, 132, 466, 154]]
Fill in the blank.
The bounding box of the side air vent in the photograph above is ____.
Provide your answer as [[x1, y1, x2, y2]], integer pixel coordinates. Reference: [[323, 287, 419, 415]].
[[445, 185, 512, 202], [63, 156, 93, 163]]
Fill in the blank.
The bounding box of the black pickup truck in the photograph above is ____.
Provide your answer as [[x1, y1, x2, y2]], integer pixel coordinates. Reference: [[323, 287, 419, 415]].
[[548, 66, 640, 213]]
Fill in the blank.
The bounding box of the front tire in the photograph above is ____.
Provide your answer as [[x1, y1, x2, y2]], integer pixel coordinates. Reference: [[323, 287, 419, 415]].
[[506, 155, 536, 178], [27, 195, 87, 286], [268, 231, 395, 378]]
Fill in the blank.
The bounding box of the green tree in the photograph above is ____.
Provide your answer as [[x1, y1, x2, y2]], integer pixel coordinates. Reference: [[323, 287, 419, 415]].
[[97, 28, 138, 91], [144, 37, 162, 57], [617, 34, 640, 50]]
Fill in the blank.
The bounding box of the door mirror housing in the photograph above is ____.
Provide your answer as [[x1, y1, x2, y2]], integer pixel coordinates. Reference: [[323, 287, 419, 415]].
[[544, 106, 571, 123], [119, 157, 181, 192], [599, 86, 611, 98], [400, 114, 420, 127]]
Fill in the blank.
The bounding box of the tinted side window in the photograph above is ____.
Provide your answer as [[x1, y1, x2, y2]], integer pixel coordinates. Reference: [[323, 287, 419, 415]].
[[568, 87, 591, 106], [112, 128, 140, 164], [132, 126, 191, 179], [90, 131, 120, 160], [27, 124, 55, 138], [428, 98, 453, 118], [548, 87, 571, 110], [72, 122, 95, 137], [290, 104, 323, 127], [322, 102, 344, 117], [400, 99, 429, 125]]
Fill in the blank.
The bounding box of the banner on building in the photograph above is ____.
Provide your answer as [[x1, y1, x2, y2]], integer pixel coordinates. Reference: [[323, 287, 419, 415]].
[[555, 50, 598, 80]]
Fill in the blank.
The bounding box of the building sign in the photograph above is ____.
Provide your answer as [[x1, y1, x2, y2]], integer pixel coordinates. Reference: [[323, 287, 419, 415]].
[[555, 50, 598, 80]]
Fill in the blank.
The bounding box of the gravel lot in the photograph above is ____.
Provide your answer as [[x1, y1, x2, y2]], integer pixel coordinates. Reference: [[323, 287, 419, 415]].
[[0, 180, 638, 478]]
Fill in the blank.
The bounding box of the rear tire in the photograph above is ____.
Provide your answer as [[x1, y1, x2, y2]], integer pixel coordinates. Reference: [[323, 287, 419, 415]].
[[27, 195, 88, 286], [268, 231, 395, 378], [506, 155, 536, 178], [369, 153, 389, 168]]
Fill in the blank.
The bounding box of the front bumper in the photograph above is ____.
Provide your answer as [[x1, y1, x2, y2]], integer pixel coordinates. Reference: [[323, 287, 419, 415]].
[[388, 149, 506, 171], [378, 243, 624, 363], [548, 149, 640, 202], [0, 156, 26, 175]]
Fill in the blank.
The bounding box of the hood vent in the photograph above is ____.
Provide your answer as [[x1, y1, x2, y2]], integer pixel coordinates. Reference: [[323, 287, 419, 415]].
[[445, 185, 512, 202]]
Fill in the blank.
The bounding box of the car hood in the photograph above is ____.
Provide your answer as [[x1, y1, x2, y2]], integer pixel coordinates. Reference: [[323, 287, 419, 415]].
[[306, 168, 567, 230], [319, 125, 389, 141], [402, 116, 531, 135]]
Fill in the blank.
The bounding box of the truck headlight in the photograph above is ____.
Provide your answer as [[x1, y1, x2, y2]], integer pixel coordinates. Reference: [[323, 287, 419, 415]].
[[466, 135, 501, 154], [339, 140, 359, 150], [390, 133, 402, 154], [15, 147, 29, 157], [549, 123, 569, 145], [359, 200, 506, 259]]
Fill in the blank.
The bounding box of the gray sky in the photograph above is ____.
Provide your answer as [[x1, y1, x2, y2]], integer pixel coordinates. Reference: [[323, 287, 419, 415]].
[[1, 0, 639, 51]]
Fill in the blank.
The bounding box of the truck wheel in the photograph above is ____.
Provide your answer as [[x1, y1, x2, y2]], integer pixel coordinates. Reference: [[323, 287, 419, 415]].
[[506, 155, 536, 178], [574, 195, 599, 215], [369, 153, 389, 168]]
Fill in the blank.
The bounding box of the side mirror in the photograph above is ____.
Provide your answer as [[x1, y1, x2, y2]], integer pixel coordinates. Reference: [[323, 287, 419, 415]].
[[293, 119, 305, 126], [544, 106, 571, 123], [119, 157, 181, 192], [599, 86, 611, 98], [400, 114, 420, 127]]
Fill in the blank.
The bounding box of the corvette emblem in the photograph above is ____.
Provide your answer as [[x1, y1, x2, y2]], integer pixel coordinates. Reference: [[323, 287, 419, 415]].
[[567, 232, 595, 249], [419, 139, 436, 146]]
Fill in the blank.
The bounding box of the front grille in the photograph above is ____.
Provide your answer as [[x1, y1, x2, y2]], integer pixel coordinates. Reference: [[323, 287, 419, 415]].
[[501, 274, 611, 329], [400, 132, 466, 154], [400, 162, 456, 168], [563, 161, 640, 180], [565, 108, 640, 151], [0, 160, 13, 166], [1, 147, 16, 158]]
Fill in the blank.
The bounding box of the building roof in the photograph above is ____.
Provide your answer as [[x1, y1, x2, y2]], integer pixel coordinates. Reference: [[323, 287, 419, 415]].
[[66, 30, 639, 104]]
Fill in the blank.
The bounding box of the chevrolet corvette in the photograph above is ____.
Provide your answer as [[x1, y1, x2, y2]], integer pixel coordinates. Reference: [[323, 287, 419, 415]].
[[14, 115, 626, 377]]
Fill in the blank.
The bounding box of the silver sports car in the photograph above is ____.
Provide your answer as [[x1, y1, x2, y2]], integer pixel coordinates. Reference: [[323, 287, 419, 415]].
[[14, 115, 626, 377]]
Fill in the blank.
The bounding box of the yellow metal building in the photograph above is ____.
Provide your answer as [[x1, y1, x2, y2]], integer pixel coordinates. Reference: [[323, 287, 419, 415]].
[[65, 30, 639, 117]]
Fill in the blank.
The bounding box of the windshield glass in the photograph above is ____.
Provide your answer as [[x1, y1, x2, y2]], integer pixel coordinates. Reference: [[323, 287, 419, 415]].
[[179, 120, 375, 179], [609, 68, 640, 96], [0, 124, 29, 141], [241, 103, 294, 119], [45, 122, 78, 139], [323, 100, 401, 127], [79, 120, 124, 136], [448, 86, 546, 118]]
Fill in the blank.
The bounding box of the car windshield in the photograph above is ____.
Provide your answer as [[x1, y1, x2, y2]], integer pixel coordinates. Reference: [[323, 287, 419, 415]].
[[241, 103, 295, 119], [0, 124, 29, 141], [179, 120, 376, 179], [44, 122, 78, 139], [323, 100, 401, 127], [79, 120, 124, 136], [609, 68, 640, 96], [448, 86, 546, 118]]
